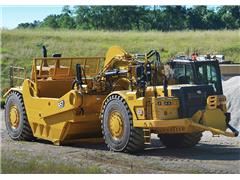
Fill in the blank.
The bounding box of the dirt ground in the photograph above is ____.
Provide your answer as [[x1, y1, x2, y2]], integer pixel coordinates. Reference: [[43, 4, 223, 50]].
[[1, 110, 240, 174]]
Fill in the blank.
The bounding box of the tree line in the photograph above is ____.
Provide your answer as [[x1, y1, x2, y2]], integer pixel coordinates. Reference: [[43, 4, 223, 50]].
[[17, 6, 240, 31]]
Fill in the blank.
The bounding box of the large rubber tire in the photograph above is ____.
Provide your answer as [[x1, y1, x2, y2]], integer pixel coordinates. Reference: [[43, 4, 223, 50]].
[[4, 91, 35, 141], [101, 94, 144, 153], [159, 132, 202, 148]]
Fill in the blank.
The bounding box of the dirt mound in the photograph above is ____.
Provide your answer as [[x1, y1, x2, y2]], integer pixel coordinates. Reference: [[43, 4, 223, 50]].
[[222, 76, 240, 130]]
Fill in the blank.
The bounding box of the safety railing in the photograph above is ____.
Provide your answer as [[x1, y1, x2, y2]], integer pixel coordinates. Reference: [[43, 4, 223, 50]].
[[9, 66, 27, 87], [33, 57, 104, 80]]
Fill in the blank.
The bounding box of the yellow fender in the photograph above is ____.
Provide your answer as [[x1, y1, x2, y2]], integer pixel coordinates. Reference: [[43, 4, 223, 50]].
[[101, 90, 144, 121], [3, 87, 23, 98]]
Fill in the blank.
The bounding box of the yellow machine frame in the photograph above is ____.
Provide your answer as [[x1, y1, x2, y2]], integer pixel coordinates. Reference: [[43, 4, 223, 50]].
[[4, 46, 237, 146]]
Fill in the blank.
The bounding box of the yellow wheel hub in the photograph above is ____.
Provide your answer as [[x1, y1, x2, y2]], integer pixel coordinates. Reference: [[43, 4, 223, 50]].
[[108, 111, 124, 139], [9, 105, 20, 129]]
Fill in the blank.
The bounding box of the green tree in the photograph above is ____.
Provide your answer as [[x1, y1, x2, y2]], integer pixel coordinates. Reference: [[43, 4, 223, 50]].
[[62, 5, 72, 15], [41, 15, 60, 29], [17, 5, 240, 31], [74, 6, 93, 29], [218, 6, 240, 29], [17, 20, 40, 29]]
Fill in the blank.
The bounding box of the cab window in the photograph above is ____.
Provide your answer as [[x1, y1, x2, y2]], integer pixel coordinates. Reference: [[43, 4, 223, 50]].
[[173, 64, 185, 79], [172, 63, 194, 84], [196, 64, 221, 93], [186, 64, 194, 84]]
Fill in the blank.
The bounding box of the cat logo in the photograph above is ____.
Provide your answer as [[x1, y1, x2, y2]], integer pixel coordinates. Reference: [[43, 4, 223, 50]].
[[58, 100, 65, 108]]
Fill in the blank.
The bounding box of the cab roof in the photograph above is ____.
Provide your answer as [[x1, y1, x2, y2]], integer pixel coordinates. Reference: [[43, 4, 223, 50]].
[[170, 59, 218, 64]]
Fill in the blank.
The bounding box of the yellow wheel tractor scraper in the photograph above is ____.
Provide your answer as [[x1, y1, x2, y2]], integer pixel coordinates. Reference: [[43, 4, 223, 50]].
[[4, 46, 239, 153]]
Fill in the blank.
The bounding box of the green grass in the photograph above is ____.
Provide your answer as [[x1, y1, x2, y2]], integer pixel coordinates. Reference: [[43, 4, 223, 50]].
[[1, 150, 103, 174], [1, 29, 240, 89]]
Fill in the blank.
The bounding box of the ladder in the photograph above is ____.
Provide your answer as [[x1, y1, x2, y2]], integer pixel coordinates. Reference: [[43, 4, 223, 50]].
[[143, 128, 151, 144]]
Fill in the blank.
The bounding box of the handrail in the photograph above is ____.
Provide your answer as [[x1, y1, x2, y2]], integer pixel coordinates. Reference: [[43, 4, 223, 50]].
[[34, 57, 103, 78], [9, 66, 27, 87], [34, 57, 104, 61]]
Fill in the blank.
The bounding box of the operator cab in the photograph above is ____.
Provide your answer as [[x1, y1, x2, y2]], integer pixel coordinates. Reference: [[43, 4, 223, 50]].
[[168, 59, 223, 95]]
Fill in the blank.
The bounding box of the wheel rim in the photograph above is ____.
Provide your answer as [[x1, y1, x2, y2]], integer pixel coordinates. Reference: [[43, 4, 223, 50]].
[[9, 105, 20, 129], [108, 111, 124, 139]]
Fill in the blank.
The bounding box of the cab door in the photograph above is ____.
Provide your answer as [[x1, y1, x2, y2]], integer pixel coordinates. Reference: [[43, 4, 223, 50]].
[[194, 61, 223, 95]]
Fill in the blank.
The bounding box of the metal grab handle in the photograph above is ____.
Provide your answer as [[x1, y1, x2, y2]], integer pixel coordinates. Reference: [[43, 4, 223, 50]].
[[146, 49, 161, 64]]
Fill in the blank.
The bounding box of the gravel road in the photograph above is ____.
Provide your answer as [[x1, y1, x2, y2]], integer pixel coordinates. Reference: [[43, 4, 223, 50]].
[[1, 110, 240, 174]]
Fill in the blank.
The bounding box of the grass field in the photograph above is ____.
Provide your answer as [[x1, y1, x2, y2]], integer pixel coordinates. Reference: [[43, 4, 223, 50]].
[[1, 29, 240, 89]]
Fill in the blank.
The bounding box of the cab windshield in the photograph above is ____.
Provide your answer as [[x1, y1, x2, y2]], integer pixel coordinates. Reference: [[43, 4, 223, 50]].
[[195, 63, 222, 94]]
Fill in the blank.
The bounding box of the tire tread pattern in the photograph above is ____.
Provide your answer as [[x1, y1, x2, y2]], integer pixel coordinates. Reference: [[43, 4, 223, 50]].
[[5, 91, 35, 141], [100, 94, 144, 153], [159, 132, 202, 148]]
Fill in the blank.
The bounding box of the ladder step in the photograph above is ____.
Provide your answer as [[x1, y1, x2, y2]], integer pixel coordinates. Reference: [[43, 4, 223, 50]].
[[143, 128, 151, 144]]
